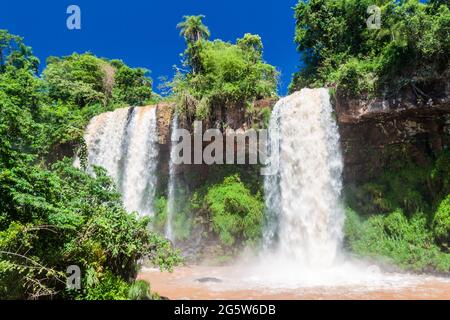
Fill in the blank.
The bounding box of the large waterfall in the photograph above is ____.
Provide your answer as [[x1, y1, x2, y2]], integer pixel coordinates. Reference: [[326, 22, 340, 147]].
[[76, 106, 159, 217], [264, 88, 345, 268]]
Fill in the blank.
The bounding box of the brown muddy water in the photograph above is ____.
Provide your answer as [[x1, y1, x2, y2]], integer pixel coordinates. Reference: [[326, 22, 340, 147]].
[[138, 265, 450, 300]]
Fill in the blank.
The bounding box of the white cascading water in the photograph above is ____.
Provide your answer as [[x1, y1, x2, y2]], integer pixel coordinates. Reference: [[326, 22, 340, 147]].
[[262, 102, 281, 249], [264, 88, 344, 267], [214, 88, 443, 289], [75, 106, 159, 217], [121, 106, 159, 216], [239, 88, 385, 287], [165, 115, 179, 241]]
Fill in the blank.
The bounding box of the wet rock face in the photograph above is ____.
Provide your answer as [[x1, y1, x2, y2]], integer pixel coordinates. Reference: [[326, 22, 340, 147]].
[[335, 86, 450, 183], [153, 99, 275, 188], [153, 93, 450, 186], [156, 102, 175, 145]]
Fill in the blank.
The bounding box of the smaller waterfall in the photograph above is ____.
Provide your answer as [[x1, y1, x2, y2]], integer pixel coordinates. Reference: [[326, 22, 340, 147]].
[[76, 106, 159, 217], [165, 115, 179, 241], [263, 102, 281, 248], [121, 106, 159, 216]]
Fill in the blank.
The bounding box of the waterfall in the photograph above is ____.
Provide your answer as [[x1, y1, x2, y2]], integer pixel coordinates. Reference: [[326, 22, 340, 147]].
[[76, 106, 159, 217], [165, 115, 179, 241], [264, 88, 344, 268], [263, 102, 281, 248]]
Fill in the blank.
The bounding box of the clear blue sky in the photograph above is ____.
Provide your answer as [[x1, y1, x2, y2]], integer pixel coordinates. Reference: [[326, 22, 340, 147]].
[[1, 0, 300, 95]]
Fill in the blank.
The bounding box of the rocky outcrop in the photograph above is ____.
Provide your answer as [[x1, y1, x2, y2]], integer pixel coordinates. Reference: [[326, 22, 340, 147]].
[[155, 102, 175, 144], [152, 89, 450, 188], [335, 78, 450, 183]]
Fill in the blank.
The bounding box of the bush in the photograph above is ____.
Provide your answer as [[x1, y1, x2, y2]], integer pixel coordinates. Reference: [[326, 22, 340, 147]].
[[127, 280, 151, 300], [344, 151, 450, 272], [344, 208, 450, 272], [331, 58, 378, 97], [82, 271, 129, 300], [0, 160, 181, 299], [433, 195, 450, 245], [153, 196, 168, 231], [204, 174, 264, 247]]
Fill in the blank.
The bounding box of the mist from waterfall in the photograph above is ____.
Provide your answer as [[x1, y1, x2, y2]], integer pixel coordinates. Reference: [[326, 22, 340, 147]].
[[76, 106, 159, 217], [263, 88, 345, 268]]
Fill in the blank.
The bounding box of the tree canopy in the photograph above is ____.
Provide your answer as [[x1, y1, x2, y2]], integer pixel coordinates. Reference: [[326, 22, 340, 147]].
[[290, 0, 450, 98], [170, 17, 278, 123]]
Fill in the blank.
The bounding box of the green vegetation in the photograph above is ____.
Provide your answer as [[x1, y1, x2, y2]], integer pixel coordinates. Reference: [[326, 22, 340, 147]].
[[204, 174, 264, 247], [345, 208, 450, 272], [189, 166, 264, 251], [44, 53, 152, 108], [433, 195, 450, 246], [170, 15, 278, 123], [127, 279, 153, 300], [153, 196, 168, 231], [290, 0, 450, 98], [344, 151, 450, 272], [0, 30, 180, 299]]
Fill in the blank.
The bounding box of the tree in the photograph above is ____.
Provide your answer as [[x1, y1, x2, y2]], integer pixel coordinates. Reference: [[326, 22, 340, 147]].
[[237, 33, 263, 62], [176, 15, 210, 44], [43, 53, 107, 107], [177, 15, 211, 74], [0, 30, 20, 72], [290, 0, 450, 98], [43, 54, 153, 108], [110, 60, 152, 106], [8, 43, 40, 74], [0, 30, 39, 74], [170, 36, 278, 123]]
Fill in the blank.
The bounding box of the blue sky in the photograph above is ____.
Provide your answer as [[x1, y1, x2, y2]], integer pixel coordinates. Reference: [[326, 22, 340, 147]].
[[1, 0, 299, 95]]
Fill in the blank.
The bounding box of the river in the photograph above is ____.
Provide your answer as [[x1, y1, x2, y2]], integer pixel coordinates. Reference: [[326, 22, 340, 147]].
[[139, 265, 450, 300]]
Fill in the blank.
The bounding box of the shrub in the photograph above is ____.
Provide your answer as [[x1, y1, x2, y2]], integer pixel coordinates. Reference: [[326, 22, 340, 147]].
[[82, 271, 129, 300], [153, 196, 168, 231], [127, 280, 151, 300], [433, 195, 450, 245], [344, 208, 450, 272], [204, 174, 264, 247]]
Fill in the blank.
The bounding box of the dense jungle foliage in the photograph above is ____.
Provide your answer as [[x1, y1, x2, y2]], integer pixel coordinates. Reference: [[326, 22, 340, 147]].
[[168, 15, 279, 124], [344, 151, 450, 272], [0, 30, 180, 299], [290, 0, 450, 99], [153, 165, 265, 261]]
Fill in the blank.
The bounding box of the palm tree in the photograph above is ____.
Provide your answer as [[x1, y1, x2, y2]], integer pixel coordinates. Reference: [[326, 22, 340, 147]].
[[176, 15, 210, 74], [176, 15, 210, 44]]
